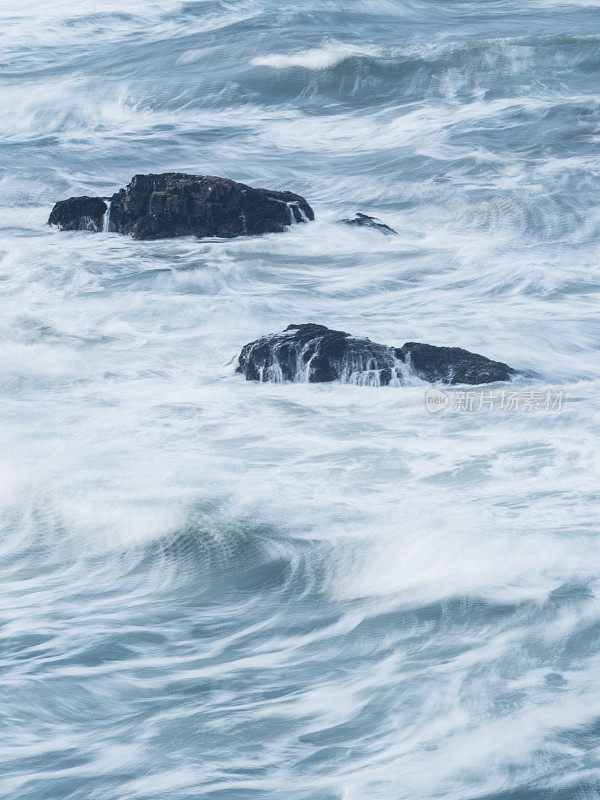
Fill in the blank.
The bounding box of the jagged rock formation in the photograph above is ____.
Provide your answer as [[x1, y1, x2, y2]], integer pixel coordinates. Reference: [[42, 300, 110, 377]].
[[49, 174, 314, 240], [237, 324, 516, 386]]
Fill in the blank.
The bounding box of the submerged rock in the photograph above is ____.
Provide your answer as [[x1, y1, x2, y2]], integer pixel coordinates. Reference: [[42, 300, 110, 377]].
[[49, 174, 314, 240], [48, 196, 107, 232], [339, 212, 397, 235], [236, 324, 515, 386]]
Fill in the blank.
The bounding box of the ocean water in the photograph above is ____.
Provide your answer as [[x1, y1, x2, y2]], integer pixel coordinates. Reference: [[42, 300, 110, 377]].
[[2, 1, 600, 798]]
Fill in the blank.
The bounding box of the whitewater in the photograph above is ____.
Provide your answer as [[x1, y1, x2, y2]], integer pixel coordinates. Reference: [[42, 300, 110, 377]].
[[2, 1, 600, 798]]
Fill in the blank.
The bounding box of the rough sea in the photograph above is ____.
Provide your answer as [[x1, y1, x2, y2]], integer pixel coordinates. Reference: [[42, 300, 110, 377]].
[[2, 2, 600, 798]]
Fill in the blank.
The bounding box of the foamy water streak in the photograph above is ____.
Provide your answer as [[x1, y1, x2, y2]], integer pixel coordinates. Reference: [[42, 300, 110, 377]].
[[252, 41, 383, 69], [102, 200, 111, 233], [1, 1, 600, 799]]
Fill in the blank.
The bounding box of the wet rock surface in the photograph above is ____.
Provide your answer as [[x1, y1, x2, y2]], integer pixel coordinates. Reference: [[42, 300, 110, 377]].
[[237, 324, 516, 385], [395, 342, 516, 385], [237, 324, 400, 385], [48, 196, 107, 232], [49, 174, 314, 240], [339, 212, 397, 234]]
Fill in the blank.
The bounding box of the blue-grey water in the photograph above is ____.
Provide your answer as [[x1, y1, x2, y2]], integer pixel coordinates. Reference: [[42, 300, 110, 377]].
[[2, 2, 600, 798]]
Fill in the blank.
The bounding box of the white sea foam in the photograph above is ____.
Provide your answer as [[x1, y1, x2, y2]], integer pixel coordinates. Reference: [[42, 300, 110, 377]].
[[2, 1, 600, 798], [252, 41, 383, 70]]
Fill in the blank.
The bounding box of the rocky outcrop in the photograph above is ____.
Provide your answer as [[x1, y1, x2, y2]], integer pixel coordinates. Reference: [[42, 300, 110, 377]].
[[237, 324, 400, 385], [236, 324, 515, 386], [48, 196, 107, 232], [339, 213, 397, 234], [49, 174, 314, 240], [396, 342, 515, 385]]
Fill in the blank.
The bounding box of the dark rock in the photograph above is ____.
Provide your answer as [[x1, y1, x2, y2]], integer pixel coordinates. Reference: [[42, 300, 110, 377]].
[[339, 212, 397, 235], [109, 173, 314, 240], [237, 324, 515, 386], [395, 342, 515, 385], [237, 324, 400, 385], [48, 174, 314, 239], [48, 196, 107, 232]]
